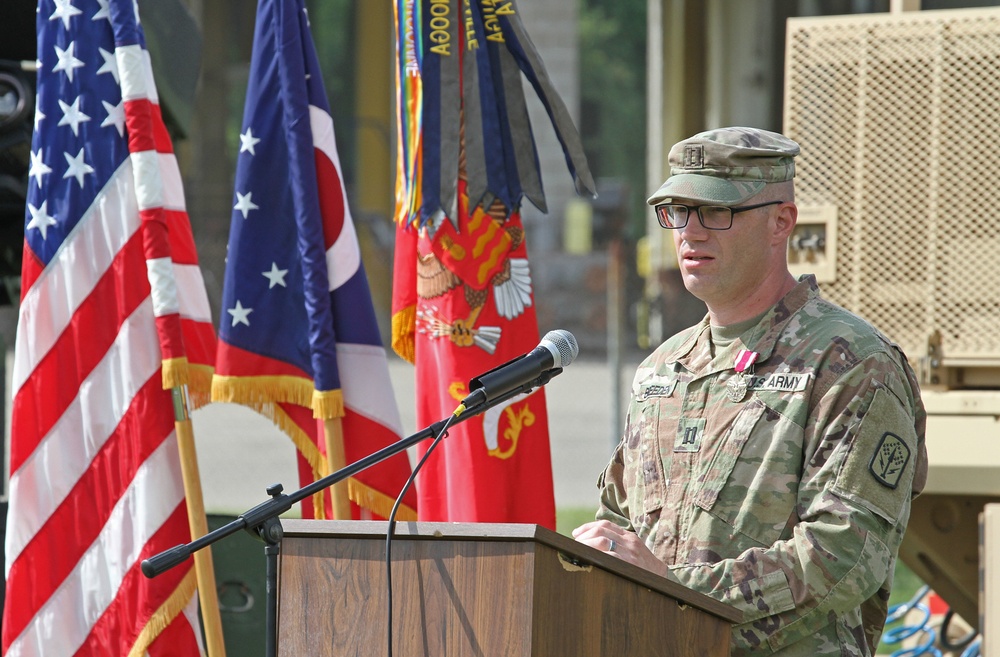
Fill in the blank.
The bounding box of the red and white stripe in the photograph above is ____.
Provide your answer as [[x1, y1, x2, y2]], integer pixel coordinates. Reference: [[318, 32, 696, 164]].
[[734, 348, 759, 374], [118, 44, 214, 369], [3, 41, 211, 657]]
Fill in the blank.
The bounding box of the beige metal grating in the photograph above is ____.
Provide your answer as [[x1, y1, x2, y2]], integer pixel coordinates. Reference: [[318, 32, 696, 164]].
[[784, 9, 1000, 374]]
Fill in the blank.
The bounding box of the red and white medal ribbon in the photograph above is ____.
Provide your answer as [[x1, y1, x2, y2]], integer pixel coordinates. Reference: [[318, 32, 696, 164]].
[[727, 349, 759, 402]]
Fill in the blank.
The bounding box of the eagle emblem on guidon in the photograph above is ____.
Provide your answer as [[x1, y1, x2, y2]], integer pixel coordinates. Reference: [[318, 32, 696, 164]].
[[415, 201, 533, 355], [420, 197, 539, 460]]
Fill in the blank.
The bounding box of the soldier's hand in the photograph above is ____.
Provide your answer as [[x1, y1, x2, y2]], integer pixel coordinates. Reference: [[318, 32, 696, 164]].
[[572, 520, 668, 579]]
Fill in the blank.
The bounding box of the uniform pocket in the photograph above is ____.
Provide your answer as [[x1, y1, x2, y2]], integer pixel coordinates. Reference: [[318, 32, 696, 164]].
[[694, 398, 802, 547], [622, 384, 674, 520], [639, 396, 670, 516], [722, 569, 795, 623]]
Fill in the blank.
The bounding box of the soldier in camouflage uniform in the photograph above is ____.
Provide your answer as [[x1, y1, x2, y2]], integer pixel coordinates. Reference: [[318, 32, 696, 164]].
[[573, 127, 928, 656]]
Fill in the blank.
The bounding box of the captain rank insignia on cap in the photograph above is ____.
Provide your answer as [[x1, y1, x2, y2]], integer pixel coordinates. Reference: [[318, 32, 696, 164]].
[[683, 145, 704, 168]]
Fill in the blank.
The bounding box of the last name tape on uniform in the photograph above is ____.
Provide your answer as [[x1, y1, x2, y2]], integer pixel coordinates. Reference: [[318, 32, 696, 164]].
[[637, 377, 676, 399]]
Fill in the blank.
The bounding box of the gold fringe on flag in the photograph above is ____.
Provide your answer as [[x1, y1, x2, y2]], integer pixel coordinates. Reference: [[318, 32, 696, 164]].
[[186, 363, 215, 410], [214, 380, 407, 520], [311, 389, 345, 420], [270, 403, 327, 477], [391, 304, 417, 364], [128, 569, 198, 657], [271, 405, 330, 520], [163, 359, 214, 409], [209, 385, 330, 488], [349, 478, 417, 521], [212, 374, 315, 409], [161, 356, 190, 390], [312, 482, 327, 519], [306, 461, 327, 519]]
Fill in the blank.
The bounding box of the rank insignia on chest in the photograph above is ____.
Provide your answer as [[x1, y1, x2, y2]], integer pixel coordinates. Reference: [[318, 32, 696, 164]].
[[727, 349, 759, 403], [674, 418, 706, 452]]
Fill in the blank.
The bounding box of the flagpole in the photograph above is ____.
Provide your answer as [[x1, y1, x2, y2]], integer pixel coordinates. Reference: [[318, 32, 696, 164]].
[[323, 418, 352, 519], [172, 387, 228, 657]]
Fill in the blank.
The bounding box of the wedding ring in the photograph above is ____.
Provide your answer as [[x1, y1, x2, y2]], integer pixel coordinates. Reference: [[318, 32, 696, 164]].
[[608, 538, 617, 553]]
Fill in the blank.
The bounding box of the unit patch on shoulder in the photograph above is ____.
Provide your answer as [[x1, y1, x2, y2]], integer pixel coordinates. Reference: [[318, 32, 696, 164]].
[[834, 386, 917, 522], [868, 432, 911, 489]]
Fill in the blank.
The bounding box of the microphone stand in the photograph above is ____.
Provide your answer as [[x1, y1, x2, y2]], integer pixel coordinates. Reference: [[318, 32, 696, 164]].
[[141, 368, 563, 657]]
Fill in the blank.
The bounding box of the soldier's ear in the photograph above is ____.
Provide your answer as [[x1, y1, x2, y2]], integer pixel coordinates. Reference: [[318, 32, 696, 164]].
[[773, 202, 797, 244]]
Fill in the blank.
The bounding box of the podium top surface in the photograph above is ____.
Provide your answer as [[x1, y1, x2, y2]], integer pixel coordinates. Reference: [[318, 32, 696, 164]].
[[280, 519, 741, 624]]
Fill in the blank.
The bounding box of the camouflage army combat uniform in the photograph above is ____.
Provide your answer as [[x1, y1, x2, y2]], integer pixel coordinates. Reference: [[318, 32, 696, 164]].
[[597, 275, 928, 656]]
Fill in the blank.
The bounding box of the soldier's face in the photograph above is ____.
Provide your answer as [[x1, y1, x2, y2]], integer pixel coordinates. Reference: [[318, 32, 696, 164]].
[[671, 200, 778, 313]]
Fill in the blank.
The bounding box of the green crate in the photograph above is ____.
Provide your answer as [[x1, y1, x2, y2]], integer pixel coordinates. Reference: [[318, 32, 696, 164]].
[[204, 514, 269, 656]]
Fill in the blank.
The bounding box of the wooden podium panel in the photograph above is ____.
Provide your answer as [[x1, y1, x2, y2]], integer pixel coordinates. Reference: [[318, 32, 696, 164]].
[[276, 521, 739, 657]]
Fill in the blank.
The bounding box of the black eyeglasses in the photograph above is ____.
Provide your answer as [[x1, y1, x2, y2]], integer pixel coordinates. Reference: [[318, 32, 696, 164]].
[[654, 200, 785, 230]]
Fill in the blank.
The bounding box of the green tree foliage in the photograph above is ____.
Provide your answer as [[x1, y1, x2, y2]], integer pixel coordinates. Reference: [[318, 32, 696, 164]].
[[578, 0, 647, 237]]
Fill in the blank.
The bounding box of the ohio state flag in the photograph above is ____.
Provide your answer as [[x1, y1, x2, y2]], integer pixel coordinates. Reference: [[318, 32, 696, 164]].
[[212, 0, 415, 520]]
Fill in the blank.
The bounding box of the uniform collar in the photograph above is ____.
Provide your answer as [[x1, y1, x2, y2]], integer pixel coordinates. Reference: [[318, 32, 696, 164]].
[[668, 274, 820, 370]]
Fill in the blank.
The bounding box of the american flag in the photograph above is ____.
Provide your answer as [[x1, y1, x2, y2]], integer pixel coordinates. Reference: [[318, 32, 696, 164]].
[[3, 0, 215, 655], [211, 0, 416, 520]]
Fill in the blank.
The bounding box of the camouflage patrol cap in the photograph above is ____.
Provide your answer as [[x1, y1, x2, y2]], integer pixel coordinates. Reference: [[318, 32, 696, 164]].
[[647, 127, 800, 206]]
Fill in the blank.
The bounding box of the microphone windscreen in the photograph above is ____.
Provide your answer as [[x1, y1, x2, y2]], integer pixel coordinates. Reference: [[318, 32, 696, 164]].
[[542, 329, 579, 368]]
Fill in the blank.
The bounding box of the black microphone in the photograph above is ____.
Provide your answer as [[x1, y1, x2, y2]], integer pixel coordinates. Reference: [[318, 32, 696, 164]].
[[455, 329, 579, 415]]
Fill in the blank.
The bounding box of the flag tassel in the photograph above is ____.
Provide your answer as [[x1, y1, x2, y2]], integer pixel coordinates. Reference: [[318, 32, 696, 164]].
[[349, 479, 417, 521], [323, 418, 352, 519], [172, 387, 227, 657], [128, 570, 199, 657]]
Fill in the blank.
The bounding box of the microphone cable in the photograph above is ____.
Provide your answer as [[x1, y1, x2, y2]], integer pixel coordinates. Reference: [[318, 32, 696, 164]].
[[383, 408, 460, 657], [379, 359, 565, 655]]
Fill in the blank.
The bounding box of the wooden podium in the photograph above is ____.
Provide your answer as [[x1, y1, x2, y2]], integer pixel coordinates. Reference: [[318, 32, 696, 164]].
[[276, 520, 740, 656]]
